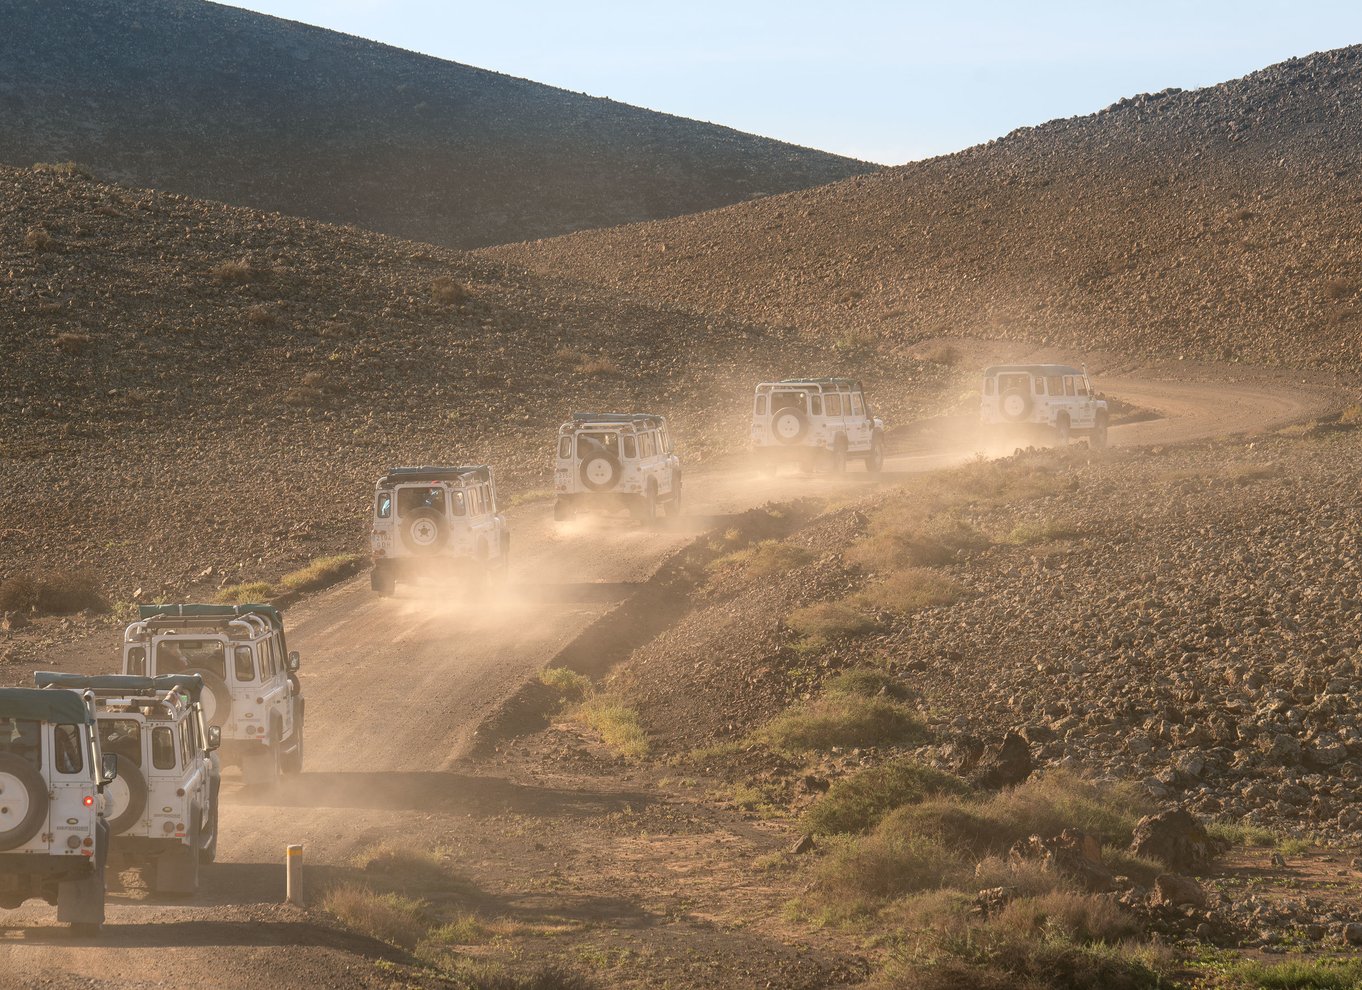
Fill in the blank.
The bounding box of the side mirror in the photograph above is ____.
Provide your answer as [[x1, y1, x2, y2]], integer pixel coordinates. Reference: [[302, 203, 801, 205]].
[[100, 753, 119, 784], [206, 725, 222, 751], [287, 651, 301, 672]]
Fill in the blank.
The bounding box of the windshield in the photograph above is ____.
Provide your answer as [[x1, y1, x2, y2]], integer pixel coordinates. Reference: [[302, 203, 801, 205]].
[[99, 718, 142, 767]]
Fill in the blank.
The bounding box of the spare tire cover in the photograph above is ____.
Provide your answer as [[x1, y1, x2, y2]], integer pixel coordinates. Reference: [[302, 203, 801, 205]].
[[0, 752, 49, 851], [999, 390, 1033, 422], [104, 758, 148, 835], [770, 406, 809, 444], [580, 451, 622, 491], [400, 506, 448, 555], [183, 668, 234, 726]]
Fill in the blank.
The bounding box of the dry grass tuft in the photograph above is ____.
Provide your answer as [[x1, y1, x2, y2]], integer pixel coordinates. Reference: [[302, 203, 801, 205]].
[[804, 757, 968, 835], [210, 259, 254, 285], [282, 385, 325, 408], [786, 600, 878, 648], [756, 695, 926, 755], [52, 332, 94, 355], [0, 571, 107, 615], [430, 275, 469, 305], [708, 540, 813, 579], [24, 227, 55, 252], [575, 355, 623, 377], [856, 567, 964, 614], [245, 303, 277, 327], [540, 666, 593, 701], [578, 698, 648, 758], [320, 883, 426, 949], [279, 554, 359, 593], [214, 580, 272, 604]]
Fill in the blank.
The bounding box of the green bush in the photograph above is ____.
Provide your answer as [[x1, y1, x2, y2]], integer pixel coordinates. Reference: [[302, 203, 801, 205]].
[[756, 695, 926, 754], [804, 757, 968, 834], [786, 600, 877, 648], [709, 539, 814, 578]]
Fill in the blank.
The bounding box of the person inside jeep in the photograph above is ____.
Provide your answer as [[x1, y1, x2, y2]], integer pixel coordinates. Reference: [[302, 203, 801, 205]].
[[578, 432, 620, 458], [0, 716, 41, 767]]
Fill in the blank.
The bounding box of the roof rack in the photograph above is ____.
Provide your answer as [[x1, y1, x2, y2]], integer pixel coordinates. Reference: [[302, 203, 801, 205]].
[[982, 365, 1085, 377], [34, 672, 205, 704], [378, 466, 491, 486], [138, 603, 283, 632], [568, 412, 665, 426]]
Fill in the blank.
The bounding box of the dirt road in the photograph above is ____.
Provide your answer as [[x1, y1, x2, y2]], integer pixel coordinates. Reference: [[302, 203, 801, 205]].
[[0, 372, 1344, 988]]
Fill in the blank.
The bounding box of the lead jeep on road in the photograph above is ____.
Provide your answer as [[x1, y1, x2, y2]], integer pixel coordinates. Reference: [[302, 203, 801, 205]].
[[122, 604, 303, 788], [369, 465, 510, 594], [980, 364, 1109, 448], [0, 685, 118, 933], [553, 413, 682, 524], [35, 673, 221, 895], [750, 379, 885, 474]]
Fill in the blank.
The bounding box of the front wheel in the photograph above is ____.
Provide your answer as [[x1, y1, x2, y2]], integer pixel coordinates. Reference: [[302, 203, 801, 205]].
[[830, 438, 848, 474], [866, 437, 884, 475], [1056, 414, 1072, 443], [664, 476, 683, 517], [1091, 415, 1109, 451]]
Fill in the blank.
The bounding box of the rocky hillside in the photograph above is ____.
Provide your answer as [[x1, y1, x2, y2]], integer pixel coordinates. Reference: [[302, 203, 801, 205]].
[[0, 0, 870, 250], [491, 46, 1362, 369], [0, 164, 947, 600]]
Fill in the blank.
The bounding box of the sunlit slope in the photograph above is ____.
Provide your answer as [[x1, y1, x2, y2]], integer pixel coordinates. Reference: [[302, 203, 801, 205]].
[[0, 0, 871, 249], [489, 46, 1362, 369]]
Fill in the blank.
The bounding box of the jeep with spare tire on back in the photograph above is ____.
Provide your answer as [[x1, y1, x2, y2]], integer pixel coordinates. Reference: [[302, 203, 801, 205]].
[[0, 685, 118, 933], [35, 673, 221, 895], [369, 465, 509, 594], [980, 364, 1109, 448], [553, 413, 682, 524], [122, 604, 303, 789], [750, 379, 885, 474]]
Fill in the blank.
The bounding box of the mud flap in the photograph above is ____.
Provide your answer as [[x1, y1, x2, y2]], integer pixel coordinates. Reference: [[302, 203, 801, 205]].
[[56, 862, 105, 926]]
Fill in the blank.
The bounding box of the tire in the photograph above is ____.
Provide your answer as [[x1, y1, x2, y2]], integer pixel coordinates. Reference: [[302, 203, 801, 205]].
[[553, 498, 575, 521], [370, 570, 394, 595], [830, 436, 848, 474], [634, 482, 657, 525], [770, 406, 809, 445], [866, 435, 884, 475], [182, 668, 233, 726], [579, 451, 622, 492], [281, 702, 304, 774], [1056, 413, 1071, 442], [399, 506, 447, 555], [0, 752, 49, 851], [104, 759, 148, 835], [663, 474, 683, 517], [155, 816, 199, 895], [999, 389, 1033, 422], [199, 778, 220, 864], [1091, 414, 1110, 451], [242, 724, 281, 790]]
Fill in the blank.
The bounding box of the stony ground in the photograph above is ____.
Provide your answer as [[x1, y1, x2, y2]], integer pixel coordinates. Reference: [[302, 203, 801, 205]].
[[491, 46, 1362, 371], [0, 0, 868, 250]]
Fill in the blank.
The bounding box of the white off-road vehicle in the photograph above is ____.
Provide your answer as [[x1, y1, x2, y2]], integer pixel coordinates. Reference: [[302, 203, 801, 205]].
[[35, 673, 221, 895], [980, 364, 1109, 448], [553, 413, 682, 523], [0, 686, 118, 933], [750, 379, 885, 474], [369, 465, 509, 594], [122, 604, 303, 788]]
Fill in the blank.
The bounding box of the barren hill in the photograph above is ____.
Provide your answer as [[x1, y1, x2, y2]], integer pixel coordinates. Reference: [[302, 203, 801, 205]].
[[0, 164, 939, 600], [490, 46, 1362, 369], [0, 0, 870, 250]]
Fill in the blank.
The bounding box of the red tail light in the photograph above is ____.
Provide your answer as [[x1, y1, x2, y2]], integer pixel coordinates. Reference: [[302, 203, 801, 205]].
[[83, 796, 94, 807]]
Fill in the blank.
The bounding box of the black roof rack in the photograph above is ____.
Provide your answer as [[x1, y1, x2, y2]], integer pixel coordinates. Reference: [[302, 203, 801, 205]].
[[769, 378, 862, 389], [138, 603, 284, 632], [379, 465, 492, 485], [569, 412, 665, 425], [35, 672, 205, 704]]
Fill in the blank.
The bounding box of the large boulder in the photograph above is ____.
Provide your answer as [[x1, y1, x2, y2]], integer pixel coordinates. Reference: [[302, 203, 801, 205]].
[[1152, 873, 1207, 909], [969, 730, 1034, 790], [1130, 808, 1222, 871]]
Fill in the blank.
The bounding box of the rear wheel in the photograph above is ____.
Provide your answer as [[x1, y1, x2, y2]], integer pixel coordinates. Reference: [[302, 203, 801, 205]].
[[635, 483, 658, 525], [1091, 414, 1110, 450], [830, 437, 848, 474], [200, 782, 220, 864], [281, 703, 304, 774], [664, 475, 683, 517]]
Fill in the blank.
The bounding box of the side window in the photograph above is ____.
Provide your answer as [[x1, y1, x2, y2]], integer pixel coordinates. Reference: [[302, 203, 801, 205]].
[[558, 437, 571, 459], [234, 646, 255, 682], [851, 393, 865, 417], [1048, 376, 1064, 396], [179, 720, 193, 762], [641, 433, 655, 458], [983, 378, 996, 396], [825, 393, 842, 417], [53, 724, 85, 775], [151, 727, 176, 770], [623, 435, 637, 459], [450, 490, 466, 516], [1065, 377, 1077, 396], [267, 639, 280, 678], [755, 395, 767, 416], [376, 493, 392, 519], [809, 395, 822, 416], [660, 426, 671, 453], [1034, 377, 1046, 395], [99, 719, 141, 767], [126, 646, 147, 676]]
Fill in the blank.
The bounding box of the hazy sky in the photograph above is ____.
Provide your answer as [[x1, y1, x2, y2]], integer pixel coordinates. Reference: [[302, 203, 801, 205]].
[[224, 1, 1362, 164]]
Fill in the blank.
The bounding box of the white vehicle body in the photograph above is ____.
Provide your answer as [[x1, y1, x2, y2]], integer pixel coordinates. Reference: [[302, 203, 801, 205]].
[[980, 364, 1109, 447], [34, 673, 222, 894], [122, 604, 303, 788], [0, 686, 116, 930], [369, 465, 509, 594], [553, 413, 682, 523], [750, 379, 885, 473]]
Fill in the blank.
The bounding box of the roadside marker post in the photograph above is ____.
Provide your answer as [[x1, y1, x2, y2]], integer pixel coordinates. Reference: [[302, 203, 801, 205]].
[[286, 844, 304, 905]]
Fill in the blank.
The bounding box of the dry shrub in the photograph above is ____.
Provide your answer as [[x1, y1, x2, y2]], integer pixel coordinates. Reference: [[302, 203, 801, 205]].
[[578, 698, 648, 758], [1, 571, 107, 615], [1006, 519, 1085, 545], [24, 227, 55, 252], [540, 667, 592, 701], [352, 839, 454, 882], [214, 581, 272, 604], [708, 540, 813, 579], [923, 343, 961, 366], [211, 259, 254, 285], [320, 883, 426, 949], [756, 695, 925, 754], [430, 275, 468, 305], [245, 304, 277, 327], [849, 506, 990, 572], [575, 356, 623, 377], [52, 332, 94, 355], [279, 554, 358, 593], [32, 161, 94, 179], [804, 757, 968, 835], [994, 891, 1142, 943], [1338, 403, 1362, 425], [786, 599, 877, 648], [857, 567, 964, 614], [553, 347, 582, 364], [824, 667, 916, 702], [282, 385, 324, 409]]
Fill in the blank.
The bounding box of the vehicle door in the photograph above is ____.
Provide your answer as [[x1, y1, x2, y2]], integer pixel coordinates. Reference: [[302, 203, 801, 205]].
[[47, 719, 96, 854], [820, 388, 848, 449], [244, 638, 290, 745], [847, 389, 872, 452], [637, 430, 661, 492], [370, 489, 395, 558], [174, 715, 207, 832], [658, 423, 680, 493], [466, 483, 499, 560]]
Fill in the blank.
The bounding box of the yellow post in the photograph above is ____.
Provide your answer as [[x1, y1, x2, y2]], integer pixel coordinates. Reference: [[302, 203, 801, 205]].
[[285, 844, 304, 905]]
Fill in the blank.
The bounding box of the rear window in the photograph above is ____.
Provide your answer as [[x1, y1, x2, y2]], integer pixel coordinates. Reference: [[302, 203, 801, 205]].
[[755, 395, 767, 416], [151, 727, 176, 770], [99, 719, 142, 768], [0, 717, 41, 769], [156, 639, 225, 678], [234, 646, 256, 682], [558, 437, 571, 459], [53, 724, 85, 775]]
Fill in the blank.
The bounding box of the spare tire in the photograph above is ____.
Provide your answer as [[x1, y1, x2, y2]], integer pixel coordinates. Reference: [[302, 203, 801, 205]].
[[183, 668, 233, 726], [770, 406, 809, 444], [104, 759, 148, 835], [999, 389, 1033, 422], [0, 752, 49, 851], [580, 451, 622, 491], [400, 506, 447, 555]]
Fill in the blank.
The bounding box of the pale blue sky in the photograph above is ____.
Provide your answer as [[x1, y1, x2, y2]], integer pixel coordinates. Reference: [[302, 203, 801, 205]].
[[225, 1, 1362, 164]]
